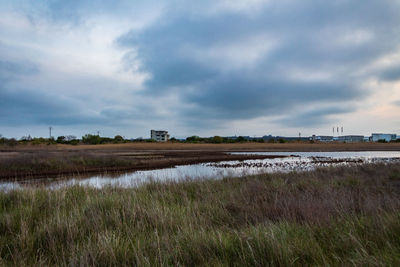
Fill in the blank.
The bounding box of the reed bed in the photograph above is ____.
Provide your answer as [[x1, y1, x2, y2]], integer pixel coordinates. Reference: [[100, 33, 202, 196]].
[[1, 163, 400, 266]]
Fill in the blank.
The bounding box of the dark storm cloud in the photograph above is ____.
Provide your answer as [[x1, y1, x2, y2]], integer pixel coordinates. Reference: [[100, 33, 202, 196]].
[[118, 0, 400, 127]]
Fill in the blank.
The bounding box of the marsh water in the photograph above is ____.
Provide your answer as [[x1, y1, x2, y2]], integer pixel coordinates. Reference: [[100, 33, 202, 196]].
[[1, 151, 400, 191]]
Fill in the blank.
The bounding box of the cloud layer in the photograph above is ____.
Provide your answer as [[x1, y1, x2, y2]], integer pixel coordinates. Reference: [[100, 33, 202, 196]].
[[1, 0, 400, 137]]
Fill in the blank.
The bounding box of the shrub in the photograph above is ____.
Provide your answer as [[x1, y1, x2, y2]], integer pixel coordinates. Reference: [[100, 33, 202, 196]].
[[114, 135, 124, 143], [82, 134, 102, 145]]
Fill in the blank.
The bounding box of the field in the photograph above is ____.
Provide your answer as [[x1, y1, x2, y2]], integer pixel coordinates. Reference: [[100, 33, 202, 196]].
[[1, 163, 400, 265], [1, 142, 400, 180], [3, 141, 400, 152]]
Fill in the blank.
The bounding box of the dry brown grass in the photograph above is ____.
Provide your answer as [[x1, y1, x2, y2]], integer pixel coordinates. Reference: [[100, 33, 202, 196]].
[[2, 141, 400, 152], [0, 150, 283, 180]]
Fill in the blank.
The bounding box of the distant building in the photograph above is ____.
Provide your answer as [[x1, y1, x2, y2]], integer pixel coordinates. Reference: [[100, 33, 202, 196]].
[[371, 133, 396, 142], [337, 135, 364, 142], [150, 130, 170, 142], [364, 136, 371, 142], [263, 135, 309, 142], [313, 135, 334, 142]]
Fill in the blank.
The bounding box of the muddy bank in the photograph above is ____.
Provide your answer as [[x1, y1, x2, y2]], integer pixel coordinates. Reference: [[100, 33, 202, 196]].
[[0, 151, 289, 181]]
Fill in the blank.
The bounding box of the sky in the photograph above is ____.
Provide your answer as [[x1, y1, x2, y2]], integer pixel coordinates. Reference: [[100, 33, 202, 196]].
[[1, 0, 400, 139]]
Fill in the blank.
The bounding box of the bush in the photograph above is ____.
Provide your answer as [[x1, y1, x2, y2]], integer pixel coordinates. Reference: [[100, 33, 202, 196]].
[[186, 136, 203, 142], [236, 136, 246, 142], [69, 139, 79, 145], [82, 134, 102, 145], [114, 135, 124, 143], [211, 136, 223, 143], [56, 136, 66, 143]]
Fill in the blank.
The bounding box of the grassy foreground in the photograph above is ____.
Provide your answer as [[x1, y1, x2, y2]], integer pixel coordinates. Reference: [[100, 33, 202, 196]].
[[1, 164, 400, 266]]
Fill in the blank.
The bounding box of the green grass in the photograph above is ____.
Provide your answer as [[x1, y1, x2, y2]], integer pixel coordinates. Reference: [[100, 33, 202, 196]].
[[1, 163, 400, 266]]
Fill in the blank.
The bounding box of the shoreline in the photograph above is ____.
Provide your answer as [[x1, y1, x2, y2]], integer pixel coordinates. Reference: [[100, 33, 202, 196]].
[[0, 152, 288, 181], [1, 142, 400, 181]]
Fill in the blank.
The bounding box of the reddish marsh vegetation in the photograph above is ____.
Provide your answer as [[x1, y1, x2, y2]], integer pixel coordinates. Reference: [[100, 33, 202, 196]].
[[0, 150, 287, 180]]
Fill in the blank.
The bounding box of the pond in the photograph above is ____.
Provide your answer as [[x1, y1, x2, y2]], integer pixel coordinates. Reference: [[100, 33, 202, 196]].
[[1, 151, 400, 191]]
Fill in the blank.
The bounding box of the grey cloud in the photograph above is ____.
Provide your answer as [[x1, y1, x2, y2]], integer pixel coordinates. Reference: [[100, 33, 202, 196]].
[[118, 0, 400, 128], [2, 0, 400, 136], [380, 65, 400, 81], [5, 0, 163, 26], [0, 59, 39, 83], [275, 106, 354, 128], [0, 88, 102, 126]]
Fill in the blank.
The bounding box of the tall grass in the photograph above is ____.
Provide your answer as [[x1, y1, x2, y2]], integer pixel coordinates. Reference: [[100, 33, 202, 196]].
[[1, 163, 400, 265]]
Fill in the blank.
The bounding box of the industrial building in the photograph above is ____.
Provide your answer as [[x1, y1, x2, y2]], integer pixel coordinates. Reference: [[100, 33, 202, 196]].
[[311, 135, 334, 142], [371, 133, 397, 142], [310, 135, 365, 142], [337, 135, 365, 143], [150, 130, 170, 142]]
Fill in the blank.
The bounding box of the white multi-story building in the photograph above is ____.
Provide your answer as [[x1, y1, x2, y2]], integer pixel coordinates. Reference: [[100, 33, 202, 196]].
[[150, 130, 170, 142], [371, 133, 396, 142]]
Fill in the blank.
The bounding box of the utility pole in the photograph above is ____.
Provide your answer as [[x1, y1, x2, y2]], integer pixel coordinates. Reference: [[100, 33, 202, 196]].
[[49, 126, 52, 139]]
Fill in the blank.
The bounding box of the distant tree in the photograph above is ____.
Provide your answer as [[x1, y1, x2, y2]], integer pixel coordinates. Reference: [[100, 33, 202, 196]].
[[31, 137, 47, 145], [65, 135, 77, 141], [56, 136, 66, 143], [211, 136, 223, 143], [186, 136, 202, 142], [7, 138, 18, 147], [19, 136, 29, 142], [69, 139, 79, 145], [236, 136, 246, 142], [82, 134, 101, 144], [114, 135, 124, 143]]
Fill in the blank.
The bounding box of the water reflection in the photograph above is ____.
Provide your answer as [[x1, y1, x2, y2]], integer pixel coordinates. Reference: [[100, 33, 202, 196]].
[[1, 151, 400, 191], [231, 151, 400, 158]]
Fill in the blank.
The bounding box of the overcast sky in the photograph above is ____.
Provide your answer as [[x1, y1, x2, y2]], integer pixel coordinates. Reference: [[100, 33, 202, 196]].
[[1, 0, 400, 139]]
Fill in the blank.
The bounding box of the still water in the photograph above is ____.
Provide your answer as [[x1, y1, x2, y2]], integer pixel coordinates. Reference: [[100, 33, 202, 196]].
[[1, 151, 400, 191]]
